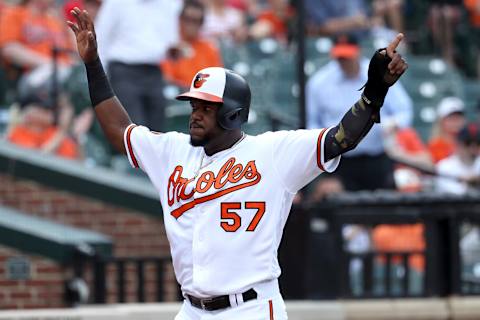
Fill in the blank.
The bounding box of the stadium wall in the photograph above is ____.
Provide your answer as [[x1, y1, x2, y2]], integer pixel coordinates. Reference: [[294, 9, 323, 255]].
[[0, 163, 178, 307], [0, 245, 65, 309]]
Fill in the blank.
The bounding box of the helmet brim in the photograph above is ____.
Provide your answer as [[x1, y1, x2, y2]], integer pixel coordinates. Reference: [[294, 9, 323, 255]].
[[176, 91, 223, 103]]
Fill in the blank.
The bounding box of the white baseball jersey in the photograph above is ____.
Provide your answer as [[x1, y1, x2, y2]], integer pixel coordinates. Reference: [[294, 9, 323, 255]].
[[124, 124, 340, 297]]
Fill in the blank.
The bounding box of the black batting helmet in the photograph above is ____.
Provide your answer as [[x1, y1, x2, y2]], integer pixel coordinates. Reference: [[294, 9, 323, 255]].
[[176, 67, 251, 130]]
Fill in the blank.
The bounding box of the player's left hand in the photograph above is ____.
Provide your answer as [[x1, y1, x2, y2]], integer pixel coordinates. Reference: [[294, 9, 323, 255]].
[[379, 33, 408, 86], [362, 33, 408, 109]]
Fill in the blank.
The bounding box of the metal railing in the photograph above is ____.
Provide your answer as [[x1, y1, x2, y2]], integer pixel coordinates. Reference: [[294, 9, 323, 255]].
[[280, 192, 480, 299]]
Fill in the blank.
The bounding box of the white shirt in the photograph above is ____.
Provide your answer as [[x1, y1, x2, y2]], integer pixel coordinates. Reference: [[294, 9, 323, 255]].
[[435, 154, 480, 195], [124, 124, 340, 297], [306, 58, 413, 156], [95, 0, 181, 66], [201, 7, 244, 41]]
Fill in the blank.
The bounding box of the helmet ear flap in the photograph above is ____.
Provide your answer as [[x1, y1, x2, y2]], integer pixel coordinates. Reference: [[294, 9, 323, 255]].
[[218, 107, 244, 130]]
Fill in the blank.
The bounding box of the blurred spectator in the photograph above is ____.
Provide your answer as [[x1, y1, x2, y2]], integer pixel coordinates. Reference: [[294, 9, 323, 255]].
[[0, 0, 75, 71], [372, 223, 425, 296], [308, 175, 344, 203], [249, 0, 294, 42], [202, 0, 249, 43], [435, 122, 480, 194], [303, 0, 370, 37], [372, 0, 405, 33], [428, 96, 466, 163], [427, 0, 463, 65], [306, 34, 413, 191], [6, 88, 80, 160], [384, 126, 433, 192], [95, 0, 181, 131], [161, 0, 223, 88]]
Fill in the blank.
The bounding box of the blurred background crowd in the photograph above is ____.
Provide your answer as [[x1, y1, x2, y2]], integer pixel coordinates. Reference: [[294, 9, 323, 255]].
[[0, 0, 480, 200]]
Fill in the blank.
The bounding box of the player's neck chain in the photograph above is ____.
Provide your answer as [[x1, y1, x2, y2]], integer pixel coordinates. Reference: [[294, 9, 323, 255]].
[[195, 132, 246, 177]]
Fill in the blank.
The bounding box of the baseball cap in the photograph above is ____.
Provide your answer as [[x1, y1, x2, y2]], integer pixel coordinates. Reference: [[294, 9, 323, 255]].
[[330, 34, 360, 59], [457, 123, 480, 145], [437, 96, 465, 119]]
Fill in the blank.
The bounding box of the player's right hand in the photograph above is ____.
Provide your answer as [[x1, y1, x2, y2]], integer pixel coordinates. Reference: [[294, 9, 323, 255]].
[[67, 7, 98, 64]]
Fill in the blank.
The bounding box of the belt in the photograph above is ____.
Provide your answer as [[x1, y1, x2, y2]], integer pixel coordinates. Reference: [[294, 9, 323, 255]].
[[187, 288, 257, 311]]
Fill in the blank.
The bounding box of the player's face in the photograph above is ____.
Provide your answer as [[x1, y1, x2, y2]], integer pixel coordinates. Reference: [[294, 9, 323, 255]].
[[189, 99, 223, 146]]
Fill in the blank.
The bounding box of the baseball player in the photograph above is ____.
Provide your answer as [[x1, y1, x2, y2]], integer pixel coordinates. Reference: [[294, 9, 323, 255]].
[[68, 7, 407, 320]]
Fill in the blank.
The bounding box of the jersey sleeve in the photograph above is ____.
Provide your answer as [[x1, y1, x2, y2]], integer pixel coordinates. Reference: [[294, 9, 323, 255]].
[[123, 124, 177, 171], [270, 128, 341, 193]]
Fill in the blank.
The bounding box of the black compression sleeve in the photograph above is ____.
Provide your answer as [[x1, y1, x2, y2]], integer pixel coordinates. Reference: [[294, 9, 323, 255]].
[[85, 57, 114, 107], [323, 98, 377, 162]]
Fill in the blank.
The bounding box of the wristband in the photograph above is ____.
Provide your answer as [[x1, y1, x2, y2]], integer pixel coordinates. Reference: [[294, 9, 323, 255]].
[[85, 57, 114, 107]]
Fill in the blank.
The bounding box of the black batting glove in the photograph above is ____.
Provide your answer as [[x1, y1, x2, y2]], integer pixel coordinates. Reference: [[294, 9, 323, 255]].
[[362, 49, 392, 110], [361, 34, 408, 122]]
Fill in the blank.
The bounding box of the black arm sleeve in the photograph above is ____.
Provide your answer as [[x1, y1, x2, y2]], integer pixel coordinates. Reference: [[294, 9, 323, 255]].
[[324, 98, 379, 162]]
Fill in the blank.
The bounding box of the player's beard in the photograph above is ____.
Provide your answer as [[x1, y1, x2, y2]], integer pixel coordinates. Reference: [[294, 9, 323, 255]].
[[190, 136, 209, 147]]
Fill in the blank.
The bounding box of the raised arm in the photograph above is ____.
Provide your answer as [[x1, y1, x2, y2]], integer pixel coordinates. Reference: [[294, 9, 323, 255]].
[[324, 33, 408, 161], [67, 8, 131, 154]]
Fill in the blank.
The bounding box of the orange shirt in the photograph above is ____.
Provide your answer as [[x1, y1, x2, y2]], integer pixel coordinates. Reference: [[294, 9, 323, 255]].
[[0, 5, 73, 64], [428, 137, 455, 163], [395, 128, 429, 192], [464, 0, 480, 27], [161, 39, 223, 88], [8, 125, 79, 160], [396, 128, 427, 154], [256, 10, 288, 39], [372, 224, 425, 272]]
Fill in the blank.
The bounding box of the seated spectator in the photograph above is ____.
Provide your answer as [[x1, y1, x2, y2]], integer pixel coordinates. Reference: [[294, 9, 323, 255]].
[[428, 96, 466, 163], [0, 0, 75, 71], [249, 0, 294, 42], [7, 89, 80, 160], [435, 122, 480, 195], [384, 125, 433, 192], [161, 0, 223, 88], [303, 0, 371, 37], [202, 0, 249, 43]]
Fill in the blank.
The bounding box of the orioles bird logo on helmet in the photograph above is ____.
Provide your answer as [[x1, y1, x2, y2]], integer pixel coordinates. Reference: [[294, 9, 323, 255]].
[[193, 73, 210, 88]]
